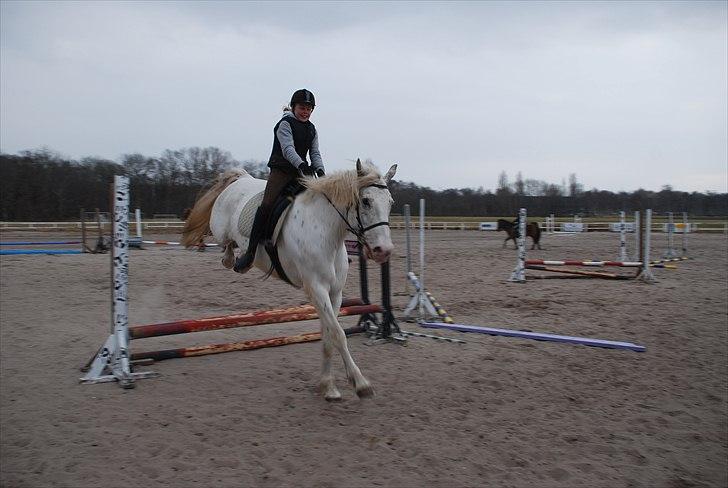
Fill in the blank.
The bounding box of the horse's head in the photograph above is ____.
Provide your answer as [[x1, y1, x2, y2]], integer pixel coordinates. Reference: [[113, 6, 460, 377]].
[[496, 219, 510, 231], [355, 159, 397, 263]]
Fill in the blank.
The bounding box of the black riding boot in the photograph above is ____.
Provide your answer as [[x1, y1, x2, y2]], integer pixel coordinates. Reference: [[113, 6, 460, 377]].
[[233, 207, 267, 273]]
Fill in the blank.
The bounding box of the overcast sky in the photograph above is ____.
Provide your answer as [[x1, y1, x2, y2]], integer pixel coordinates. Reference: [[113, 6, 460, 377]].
[[1, 1, 726, 193]]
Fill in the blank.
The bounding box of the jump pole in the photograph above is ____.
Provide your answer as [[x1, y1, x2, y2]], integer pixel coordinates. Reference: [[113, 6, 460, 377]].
[[618, 211, 627, 262], [129, 300, 378, 339], [419, 322, 645, 352], [508, 208, 527, 283], [81, 175, 158, 387]]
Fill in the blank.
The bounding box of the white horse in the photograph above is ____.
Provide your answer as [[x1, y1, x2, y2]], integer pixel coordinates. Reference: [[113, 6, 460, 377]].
[[182, 160, 397, 400]]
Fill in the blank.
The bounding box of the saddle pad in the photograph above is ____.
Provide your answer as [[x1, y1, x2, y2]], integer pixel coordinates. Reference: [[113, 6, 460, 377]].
[[237, 191, 290, 242], [237, 192, 264, 237]]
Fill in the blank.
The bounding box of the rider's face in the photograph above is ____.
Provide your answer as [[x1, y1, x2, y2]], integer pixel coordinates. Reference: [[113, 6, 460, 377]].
[[294, 103, 314, 122]]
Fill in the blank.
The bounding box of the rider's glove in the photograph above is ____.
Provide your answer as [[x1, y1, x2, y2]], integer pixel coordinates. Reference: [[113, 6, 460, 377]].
[[315, 168, 325, 178]]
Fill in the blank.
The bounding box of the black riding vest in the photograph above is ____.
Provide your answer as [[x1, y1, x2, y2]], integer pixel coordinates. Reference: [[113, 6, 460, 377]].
[[268, 115, 317, 171]]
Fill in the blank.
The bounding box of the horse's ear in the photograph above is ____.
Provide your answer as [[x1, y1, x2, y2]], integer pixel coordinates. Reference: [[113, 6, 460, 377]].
[[356, 159, 364, 177], [384, 164, 397, 184]]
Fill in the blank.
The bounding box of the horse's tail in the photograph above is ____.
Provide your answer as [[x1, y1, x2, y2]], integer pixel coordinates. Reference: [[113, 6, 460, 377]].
[[181, 170, 244, 248]]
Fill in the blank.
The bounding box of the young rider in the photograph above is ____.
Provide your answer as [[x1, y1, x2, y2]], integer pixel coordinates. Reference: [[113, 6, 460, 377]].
[[233, 88, 325, 273]]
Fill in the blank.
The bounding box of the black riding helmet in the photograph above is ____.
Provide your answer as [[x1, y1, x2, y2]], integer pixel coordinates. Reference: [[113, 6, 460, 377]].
[[290, 89, 315, 108]]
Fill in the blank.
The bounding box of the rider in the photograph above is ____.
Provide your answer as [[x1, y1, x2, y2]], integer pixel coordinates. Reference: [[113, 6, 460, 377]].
[[233, 88, 326, 273]]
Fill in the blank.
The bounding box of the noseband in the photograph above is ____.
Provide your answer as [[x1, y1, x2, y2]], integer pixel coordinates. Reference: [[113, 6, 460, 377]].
[[322, 183, 391, 248]]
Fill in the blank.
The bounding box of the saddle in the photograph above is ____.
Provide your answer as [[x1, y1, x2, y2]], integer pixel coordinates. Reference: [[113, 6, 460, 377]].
[[262, 179, 307, 285]]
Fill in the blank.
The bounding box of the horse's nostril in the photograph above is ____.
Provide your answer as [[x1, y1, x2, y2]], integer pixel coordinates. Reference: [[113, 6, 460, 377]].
[[373, 246, 382, 254]]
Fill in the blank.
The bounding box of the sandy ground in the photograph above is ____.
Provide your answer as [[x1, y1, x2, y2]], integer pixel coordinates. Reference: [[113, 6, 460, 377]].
[[1, 228, 726, 488]]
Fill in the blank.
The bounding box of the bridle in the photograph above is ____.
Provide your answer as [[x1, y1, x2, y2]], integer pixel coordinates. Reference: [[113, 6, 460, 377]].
[[322, 183, 391, 249]]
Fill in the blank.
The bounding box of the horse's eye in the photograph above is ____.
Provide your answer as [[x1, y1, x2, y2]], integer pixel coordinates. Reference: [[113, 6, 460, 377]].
[[362, 198, 371, 207]]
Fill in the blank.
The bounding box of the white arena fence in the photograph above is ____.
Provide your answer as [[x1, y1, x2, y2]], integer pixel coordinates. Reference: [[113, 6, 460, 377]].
[[1, 219, 725, 233]]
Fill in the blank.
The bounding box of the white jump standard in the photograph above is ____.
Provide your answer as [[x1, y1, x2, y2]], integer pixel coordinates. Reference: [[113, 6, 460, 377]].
[[81, 176, 159, 387], [403, 199, 440, 321]]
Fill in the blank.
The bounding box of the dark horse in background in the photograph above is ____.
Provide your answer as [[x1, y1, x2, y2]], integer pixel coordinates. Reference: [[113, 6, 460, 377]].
[[497, 218, 542, 250]]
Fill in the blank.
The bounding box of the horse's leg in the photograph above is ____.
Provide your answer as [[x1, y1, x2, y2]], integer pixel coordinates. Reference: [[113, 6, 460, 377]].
[[502, 237, 508, 249], [221, 240, 236, 268], [319, 288, 344, 401], [307, 282, 373, 399]]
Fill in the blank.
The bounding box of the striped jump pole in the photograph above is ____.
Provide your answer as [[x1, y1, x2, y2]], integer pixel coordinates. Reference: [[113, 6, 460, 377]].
[[508, 208, 527, 283], [526, 259, 643, 267], [406, 272, 453, 324], [81, 175, 159, 387]]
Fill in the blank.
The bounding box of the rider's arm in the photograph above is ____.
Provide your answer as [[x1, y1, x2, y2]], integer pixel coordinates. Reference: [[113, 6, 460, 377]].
[[309, 133, 324, 171]]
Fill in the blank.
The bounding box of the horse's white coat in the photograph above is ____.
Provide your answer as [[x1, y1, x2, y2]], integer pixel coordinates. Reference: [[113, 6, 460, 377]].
[[207, 163, 397, 400]]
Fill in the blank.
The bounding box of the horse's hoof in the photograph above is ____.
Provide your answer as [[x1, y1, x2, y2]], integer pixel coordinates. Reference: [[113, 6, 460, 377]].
[[356, 384, 375, 399], [325, 393, 343, 402]]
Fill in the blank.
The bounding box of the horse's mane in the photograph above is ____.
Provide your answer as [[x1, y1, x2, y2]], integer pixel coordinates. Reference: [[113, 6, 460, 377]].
[[301, 162, 384, 208]]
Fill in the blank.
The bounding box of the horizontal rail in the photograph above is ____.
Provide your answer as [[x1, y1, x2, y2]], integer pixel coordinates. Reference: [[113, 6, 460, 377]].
[[131, 325, 366, 362], [0, 249, 84, 255], [129, 298, 376, 339]]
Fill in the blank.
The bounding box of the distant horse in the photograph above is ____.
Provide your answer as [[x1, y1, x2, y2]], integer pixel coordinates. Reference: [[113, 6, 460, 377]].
[[497, 218, 542, 250], [181, 160, 397, 401]]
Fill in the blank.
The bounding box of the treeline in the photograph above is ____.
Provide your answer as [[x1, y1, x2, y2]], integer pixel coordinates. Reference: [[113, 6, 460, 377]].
[[1, 148, 726, 221]]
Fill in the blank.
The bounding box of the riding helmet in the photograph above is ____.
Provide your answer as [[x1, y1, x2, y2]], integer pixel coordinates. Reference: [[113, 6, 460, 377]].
[[290, 89, 315, 108]]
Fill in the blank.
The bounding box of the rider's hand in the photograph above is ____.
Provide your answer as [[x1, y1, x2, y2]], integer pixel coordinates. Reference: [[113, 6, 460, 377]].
[[315, 168, 325, 178]]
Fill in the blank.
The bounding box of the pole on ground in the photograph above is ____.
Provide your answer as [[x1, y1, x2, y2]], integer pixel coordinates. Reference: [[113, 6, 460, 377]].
[[508, 208, 527, 283]]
